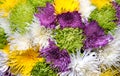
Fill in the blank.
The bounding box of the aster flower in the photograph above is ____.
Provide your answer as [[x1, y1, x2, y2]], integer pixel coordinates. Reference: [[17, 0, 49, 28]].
[[31, 62, 57, 76], [79, 0, 96, 18], [29, 17, 52, 49], [60, 50, 100, 76], [35, 3, 56, 29], [41, 40, 71, 72], [113, 1, 120, 25], [83, 21, 113, 49], [90, 0, 112, 9], [7, 49, 44, 76], [90, 5, 117, 33], [54, 0, 80, 15], [98, 28, 120, 71], [9, 1, 34, 34], [57, 11, 83, 28], [0, 0, 23, 17], [53, 28, 84, 53], [8, 32, 32, 51]]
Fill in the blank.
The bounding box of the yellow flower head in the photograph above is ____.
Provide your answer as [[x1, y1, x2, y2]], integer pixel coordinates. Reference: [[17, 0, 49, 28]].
[[90, 0, 112, 9], [54, 0, 80, 15], [100, 69, 119, 76], [0, 0, 25, 17], [7, 49, 44, 76]]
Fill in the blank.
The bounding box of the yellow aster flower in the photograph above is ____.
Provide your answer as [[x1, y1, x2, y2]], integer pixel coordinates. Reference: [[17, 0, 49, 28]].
[[0, 0, 25, 17], [54, 0, 80, 15], [7, 49, 44, 76], [90, 0, 112, 9], [100, 69, 119, 76]]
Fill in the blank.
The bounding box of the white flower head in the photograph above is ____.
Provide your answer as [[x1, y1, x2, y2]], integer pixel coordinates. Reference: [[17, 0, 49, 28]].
[[60, 50, 100, 76], [79, 0, 96, 18], [0, 50, 8, 73], [29, 17, 52, 49], [8, 32, 32, 51], [99, 28, 120, 70]]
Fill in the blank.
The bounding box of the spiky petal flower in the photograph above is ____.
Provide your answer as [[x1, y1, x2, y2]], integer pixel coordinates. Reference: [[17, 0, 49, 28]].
[[60, 51, 100, 76], [35, 3, 56, 29], [79, 0, 95, 18], [83, 21, 113, 49], [8, 32, 32, 51], [57, 11, 83, 28], [54, 0, 80, 15], [7, 49, 44, 76], [9, 1, 34, 34], [41, 40, 71, 72], [99, 28, 120, 71], [29, 17, 52, 49], [53, 28, 84, 53]]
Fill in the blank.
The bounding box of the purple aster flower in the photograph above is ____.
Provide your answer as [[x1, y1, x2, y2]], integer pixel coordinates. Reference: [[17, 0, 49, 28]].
[[113, 2, 120, 25], [0, 67, 14, 76], [35, 3, 56, 29], [57, 11, 83, 29], [41, 40, 71, 72], [83, 21, 113, 49]]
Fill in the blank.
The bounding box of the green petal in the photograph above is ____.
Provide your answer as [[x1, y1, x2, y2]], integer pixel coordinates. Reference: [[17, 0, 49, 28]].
[[9, 1, 35, 34]]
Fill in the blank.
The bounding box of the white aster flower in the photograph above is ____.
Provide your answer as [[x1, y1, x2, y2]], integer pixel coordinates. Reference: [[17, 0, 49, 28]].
[[60, 50, 100, 76], [0, 50, 8, 74], [99, 28, 120, 70], [79, 0, 96, 18], [29, 17, 52, 49], [8, 32, 32, 51]]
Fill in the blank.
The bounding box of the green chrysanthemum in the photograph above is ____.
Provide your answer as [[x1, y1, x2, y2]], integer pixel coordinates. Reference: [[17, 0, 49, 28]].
[[31, 62, 57, 76], [116, 0, 120, 5], [0, 27, 7, 49], [53, 28, 84, 53], [90, 5, 117, 33], [9, 1, 34, 34], [29, 0, 53, 7]]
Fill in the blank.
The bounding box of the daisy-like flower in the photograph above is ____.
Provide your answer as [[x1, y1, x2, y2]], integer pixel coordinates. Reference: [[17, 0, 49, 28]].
[[7, 49, 44, 76], [57, 11, 83, 28], [9, 1, 34, 34], [79, 0, 95, 18], [8, 32, 32, 51], [0, 0, 24, 17], [99, 28, 120, 71], [35, 3, 56, 29], [41, 40, 71, 72], [60, 50, 100, 76], [30, 17, 52, 49], [83, 21, 113, 49], [54, 0, 80, 15], [90, 0, 112, 9]]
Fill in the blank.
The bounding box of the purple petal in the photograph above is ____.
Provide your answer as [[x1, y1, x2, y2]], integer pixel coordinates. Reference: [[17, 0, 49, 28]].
[[35, 3, 56, 29], [41, 40, 71, 72], [57, 11, 83, 29]]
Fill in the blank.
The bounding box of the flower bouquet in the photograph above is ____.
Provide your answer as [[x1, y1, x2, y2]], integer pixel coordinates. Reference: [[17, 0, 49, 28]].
[[0, 0, 120, 76]]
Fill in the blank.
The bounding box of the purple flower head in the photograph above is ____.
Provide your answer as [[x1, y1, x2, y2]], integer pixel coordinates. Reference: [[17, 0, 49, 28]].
[[83, 21, 113, 49], [35, 3, 56, 29], [113, 2, 120, 25], [41, 40, 71, 72], [57, 11, 83, 29]]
